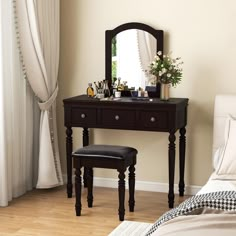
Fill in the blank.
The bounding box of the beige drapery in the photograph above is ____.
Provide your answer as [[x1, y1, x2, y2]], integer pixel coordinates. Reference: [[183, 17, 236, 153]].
[[0, 0, 40, 206], [15, 0, 63, 188]]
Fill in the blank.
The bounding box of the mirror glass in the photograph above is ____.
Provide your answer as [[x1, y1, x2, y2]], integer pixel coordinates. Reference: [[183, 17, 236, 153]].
[[105, 22, 164, 97], [112, 29, 157, 90]]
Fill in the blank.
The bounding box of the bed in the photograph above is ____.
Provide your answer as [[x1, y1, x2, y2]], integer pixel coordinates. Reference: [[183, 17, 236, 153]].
[[145, 94, 236, 235]]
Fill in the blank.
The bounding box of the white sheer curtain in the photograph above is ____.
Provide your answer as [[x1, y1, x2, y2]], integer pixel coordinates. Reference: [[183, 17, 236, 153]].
[[137, 30, 157, 86], [116, 29, 157, 89], [0, 0, 39, 207], [116, 29, 145, 89], [15, 0, 63, 188]]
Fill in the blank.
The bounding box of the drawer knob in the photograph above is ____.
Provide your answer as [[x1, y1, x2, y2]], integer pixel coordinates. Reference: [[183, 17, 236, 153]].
[[81, 113, 86, 119], [115, 115, 120, 120], [150, 117, 156, 122]]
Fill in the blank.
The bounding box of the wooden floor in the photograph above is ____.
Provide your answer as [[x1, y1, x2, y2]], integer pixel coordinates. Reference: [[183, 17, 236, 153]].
[[0, 185, 190, 236]]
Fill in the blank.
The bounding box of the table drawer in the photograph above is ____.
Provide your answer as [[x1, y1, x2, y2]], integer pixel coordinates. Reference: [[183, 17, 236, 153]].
[[71, 108, 97, 126], [101, 108, 135, 128], [139, 111, 168, 129]]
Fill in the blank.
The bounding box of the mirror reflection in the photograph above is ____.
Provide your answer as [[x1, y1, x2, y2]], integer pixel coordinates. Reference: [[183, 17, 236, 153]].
[[112, 29, 157, 90]]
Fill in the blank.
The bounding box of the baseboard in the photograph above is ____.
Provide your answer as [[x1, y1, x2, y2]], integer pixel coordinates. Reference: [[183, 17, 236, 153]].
[[62, 175, 201, 195]]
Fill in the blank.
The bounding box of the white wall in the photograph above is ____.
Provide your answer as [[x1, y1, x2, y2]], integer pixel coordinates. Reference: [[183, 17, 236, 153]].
[[57, 0, 236, 187]]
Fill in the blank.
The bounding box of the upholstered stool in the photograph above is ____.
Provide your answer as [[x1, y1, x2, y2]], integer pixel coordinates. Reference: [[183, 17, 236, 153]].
[[72, 144, 137, 221]]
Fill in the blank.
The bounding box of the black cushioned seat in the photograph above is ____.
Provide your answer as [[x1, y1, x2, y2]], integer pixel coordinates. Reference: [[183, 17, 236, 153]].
[[72, 144, 138, 221]]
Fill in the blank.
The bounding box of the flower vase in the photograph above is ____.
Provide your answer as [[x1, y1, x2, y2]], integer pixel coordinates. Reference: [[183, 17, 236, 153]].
[[160, 83, 170, 101]]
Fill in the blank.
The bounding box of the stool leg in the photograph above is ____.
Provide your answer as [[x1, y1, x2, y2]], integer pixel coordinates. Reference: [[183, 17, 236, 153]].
[[118, 170, 125, 221], [87, 168, 93, 208], [128, 164, 135, 212], [75, 168, 82, 216]]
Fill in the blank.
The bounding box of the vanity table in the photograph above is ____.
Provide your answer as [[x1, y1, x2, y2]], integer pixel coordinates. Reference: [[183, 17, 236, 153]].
[[63, 95, 188, 208]]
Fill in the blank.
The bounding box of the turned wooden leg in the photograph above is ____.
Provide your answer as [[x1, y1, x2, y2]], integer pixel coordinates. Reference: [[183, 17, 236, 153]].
[[168, 132, 176, 208], [75, 168, 82, 216], [87, 168, 94, 208], [179, 127, 186, 197], [66, 127, 73, 198], [118, 170, 126, 221], [128, 165, 135, 212], [83, 128, 89, 187]]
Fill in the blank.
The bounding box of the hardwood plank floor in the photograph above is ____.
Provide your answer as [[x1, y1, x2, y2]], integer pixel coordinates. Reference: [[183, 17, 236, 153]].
[[0, 186, 190, 236]]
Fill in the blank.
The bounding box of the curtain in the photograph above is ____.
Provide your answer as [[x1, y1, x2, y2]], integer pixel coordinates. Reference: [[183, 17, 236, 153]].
[[14, 0, 63, 188], [137, 30, 157, 86], [116, 29, 145, 89], [116, 29, 157, 89], [0, 0, 39, 207]]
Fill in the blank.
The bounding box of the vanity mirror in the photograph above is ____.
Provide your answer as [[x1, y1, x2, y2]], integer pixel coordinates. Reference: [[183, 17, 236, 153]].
[[105, 22, 164, 97]]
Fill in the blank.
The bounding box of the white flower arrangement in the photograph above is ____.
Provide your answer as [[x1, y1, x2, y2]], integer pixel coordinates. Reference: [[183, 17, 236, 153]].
[[149, 51, 183, 86]]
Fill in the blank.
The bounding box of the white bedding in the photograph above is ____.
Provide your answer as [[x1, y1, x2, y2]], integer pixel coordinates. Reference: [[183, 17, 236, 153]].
[[146, 191, 236, 235], [197, 173, 236, 195], [149, 213, 236, 236]]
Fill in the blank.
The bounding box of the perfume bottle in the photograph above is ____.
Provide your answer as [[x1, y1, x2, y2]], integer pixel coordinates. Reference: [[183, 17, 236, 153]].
[[103, 80, 110, 98], [87, 83, 94, 97]]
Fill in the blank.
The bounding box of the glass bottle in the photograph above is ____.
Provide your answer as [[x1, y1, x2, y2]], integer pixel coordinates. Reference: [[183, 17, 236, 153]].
[[87, 83, 94, 97], [103, 80, 110, 98]]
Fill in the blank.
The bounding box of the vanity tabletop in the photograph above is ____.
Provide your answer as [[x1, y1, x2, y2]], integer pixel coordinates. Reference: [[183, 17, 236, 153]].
[[63, 94, 189, 108]]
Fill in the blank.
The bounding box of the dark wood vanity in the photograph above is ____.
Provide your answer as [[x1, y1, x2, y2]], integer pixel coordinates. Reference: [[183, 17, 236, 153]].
[[64, 95, 188, 208], [63, 22, 188, 208]]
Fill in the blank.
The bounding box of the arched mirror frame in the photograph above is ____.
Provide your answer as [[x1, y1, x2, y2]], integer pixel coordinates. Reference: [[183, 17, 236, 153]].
[[105, 22, 164, 97]]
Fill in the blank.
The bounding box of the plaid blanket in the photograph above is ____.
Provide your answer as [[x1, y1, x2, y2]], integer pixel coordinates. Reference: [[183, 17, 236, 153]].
[[145, 191, 236, 236]]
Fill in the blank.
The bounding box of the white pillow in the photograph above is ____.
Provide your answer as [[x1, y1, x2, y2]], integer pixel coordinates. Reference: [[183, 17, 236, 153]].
[[212, 146, 224, 170], [213, 115, 236, 180]]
